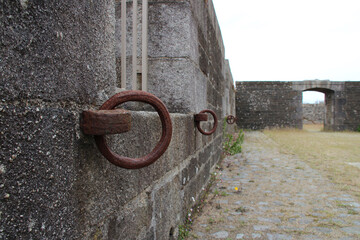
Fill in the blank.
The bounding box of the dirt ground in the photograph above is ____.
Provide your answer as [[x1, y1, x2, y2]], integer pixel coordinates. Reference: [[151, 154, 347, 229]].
[[187, 131, 360, 240]]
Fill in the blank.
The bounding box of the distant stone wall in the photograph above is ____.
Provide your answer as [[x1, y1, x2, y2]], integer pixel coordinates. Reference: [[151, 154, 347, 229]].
[[303, 103, 325, 124], [236, 80, 360, 131], [1, 1, 235, 239], [344, 82, 360, 130], [235, 81, 302, 130]]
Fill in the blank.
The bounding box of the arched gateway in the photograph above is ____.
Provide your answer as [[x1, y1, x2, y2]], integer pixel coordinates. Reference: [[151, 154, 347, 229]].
[[236, 80, 360, 131]]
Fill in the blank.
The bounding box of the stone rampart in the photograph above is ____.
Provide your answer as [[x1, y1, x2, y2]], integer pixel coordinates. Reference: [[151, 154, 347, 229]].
[[236, 81, 302, 129], [0, 1, 235, 239], [236, 80, 360, 131]]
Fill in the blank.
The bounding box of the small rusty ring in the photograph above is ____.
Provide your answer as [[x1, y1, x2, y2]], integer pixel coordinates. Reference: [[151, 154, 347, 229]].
[[226, 115, 236, 124], [195, 110, 218, 135], [94, 90, 172, 169]]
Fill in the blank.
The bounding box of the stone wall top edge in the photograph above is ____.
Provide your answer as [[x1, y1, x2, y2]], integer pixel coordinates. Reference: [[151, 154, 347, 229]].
[[207, 0, 225, 56], [236, 81, 294, 84]]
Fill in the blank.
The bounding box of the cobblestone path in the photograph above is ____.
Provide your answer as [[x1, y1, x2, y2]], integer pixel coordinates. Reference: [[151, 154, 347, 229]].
[[188, 131, 360, 240]]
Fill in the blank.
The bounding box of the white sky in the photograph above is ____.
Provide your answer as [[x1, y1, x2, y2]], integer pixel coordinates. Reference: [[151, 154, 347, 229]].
[[212, 0, 360, 103]]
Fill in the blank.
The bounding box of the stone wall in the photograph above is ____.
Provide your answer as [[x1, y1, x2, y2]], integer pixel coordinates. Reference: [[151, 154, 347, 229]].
[[1, 1, 235, 239], [303, 103, 325, 124], [236, 80, 360, 131], [344, 82, 360, 130], [235, 81, 302, 130]]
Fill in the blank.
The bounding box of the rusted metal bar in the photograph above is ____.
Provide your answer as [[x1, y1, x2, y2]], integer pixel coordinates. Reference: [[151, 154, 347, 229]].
[[194, 113, 208, 122], [194, 109, 218, 135], [81, 109, 131, 135]]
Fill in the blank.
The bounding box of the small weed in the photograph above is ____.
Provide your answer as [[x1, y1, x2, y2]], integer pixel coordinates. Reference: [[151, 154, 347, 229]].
[[213, 189, 219, 195], [178, 167, 219, 239], [178, 225, 189, 240], [295, 166, 304, 170], [336, 201, 350, 209], [235, 206, 247, 213], [189, 233, 199, 239], [357, 125, 360, 132], [238, 220, 247, 227], [348, 209, 359, 215], [220, 191, 229, 197], [223, 120, 244, 156], [208, 218, 215, 225]]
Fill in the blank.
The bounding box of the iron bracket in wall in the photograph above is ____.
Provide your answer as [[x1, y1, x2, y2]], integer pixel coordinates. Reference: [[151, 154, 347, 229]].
[[226, 115, 237, 125], [81, 90, 172, 169], [194, 109, 218, 135]]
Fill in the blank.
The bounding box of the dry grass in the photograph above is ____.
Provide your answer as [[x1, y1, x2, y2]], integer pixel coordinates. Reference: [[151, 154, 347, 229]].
[[303, 123, 324, 132], [264, 125, 360, 200]]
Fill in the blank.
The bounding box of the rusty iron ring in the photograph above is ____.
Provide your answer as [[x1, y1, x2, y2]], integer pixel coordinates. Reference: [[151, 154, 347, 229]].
[[226, 115, 236, 124], [195, 109, 218, 135], [94, 90, 172, 169]]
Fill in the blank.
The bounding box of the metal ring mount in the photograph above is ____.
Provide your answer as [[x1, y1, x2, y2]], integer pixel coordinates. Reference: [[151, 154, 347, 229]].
[[194, 109, 218, 135], [86, 90, 172, 169], [226, 115, 237, 124]]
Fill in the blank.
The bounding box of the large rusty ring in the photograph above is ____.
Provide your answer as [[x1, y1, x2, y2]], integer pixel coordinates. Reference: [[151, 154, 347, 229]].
[[226, 115, 236, 124], [195, 110, 218, 135], [94, 90, 172, 169]]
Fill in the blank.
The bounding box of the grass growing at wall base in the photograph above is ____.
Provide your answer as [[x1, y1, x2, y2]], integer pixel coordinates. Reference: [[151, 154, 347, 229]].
[[223, 118, 244, 156], [178, 172, 218, 240]]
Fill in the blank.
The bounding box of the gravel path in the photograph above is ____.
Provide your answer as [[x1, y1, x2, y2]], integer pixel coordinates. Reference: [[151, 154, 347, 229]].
[[188, 131, 360, 240]]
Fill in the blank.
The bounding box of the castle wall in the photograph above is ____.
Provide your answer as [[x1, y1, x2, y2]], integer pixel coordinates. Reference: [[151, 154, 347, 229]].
[[0, 1, 235, 239]]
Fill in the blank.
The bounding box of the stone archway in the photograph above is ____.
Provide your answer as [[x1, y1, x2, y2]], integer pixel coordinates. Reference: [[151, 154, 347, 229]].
[[293, 81, 344, 131], [302, 87, 334, 130]]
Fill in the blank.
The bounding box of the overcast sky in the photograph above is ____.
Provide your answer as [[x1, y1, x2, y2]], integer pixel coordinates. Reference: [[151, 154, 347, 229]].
[[212, 0, 360, 103]]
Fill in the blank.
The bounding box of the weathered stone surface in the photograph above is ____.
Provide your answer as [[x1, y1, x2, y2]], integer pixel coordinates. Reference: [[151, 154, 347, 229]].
[[153, 175, 182, 239], [1, 0, 116, 104], [148, 58, 205, 113], [2, 0, 235, 239], [303, 103, 325, 124], [0, 105, 78, 239], [236, 80, 360, 131], [212, 231, 229, 238], [105, 193, 153, 240]]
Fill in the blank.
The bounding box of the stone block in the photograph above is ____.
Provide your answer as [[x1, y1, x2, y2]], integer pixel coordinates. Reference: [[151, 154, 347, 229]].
[[0, 104, 78, 239], [1, 1, 116, 104], [153, 175, 182, 239], [75, 112, 197, 236], [199, 143, 213, 166], [181, 157, 199, 186], [148, 58, 207, 113], [103, 193, 153, 240], [148, 1, 196, 60]]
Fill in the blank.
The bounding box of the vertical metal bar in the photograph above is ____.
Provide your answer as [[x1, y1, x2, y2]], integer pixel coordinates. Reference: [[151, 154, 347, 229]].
[[141, 0, 148, 91], [121, 0, 127, 89], [132, 0, 138, 90]]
